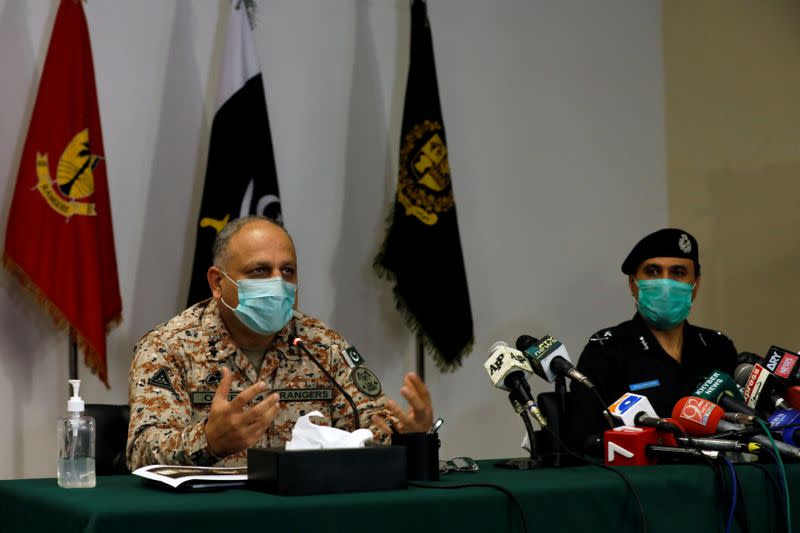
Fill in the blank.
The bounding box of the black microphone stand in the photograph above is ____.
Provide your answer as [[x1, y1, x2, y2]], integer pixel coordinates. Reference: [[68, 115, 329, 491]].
[[550, 375, 569, 466], [497, 392, 545, 469]]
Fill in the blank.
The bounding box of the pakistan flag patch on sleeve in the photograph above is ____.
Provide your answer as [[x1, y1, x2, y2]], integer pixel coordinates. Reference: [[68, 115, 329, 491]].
[[148, 367, 177, 395], [342, 346, 365, 368]]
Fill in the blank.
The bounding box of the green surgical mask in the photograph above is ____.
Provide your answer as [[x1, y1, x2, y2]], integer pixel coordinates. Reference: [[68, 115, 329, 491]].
[[635, 278, 694, 330]]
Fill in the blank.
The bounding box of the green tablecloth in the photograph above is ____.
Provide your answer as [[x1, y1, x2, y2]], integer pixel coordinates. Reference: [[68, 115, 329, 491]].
[[0, 460, 795, 532]]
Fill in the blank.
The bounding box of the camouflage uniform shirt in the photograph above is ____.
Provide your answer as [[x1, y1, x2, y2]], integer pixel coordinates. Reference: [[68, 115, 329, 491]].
[[127, 298, 392, 470]]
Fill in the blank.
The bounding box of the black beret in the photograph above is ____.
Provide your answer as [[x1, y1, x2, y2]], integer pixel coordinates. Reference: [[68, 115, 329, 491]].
[[621, 228, 700, 275]]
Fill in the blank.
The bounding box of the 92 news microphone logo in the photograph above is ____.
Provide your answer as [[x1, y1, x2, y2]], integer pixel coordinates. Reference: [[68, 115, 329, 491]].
[[678, 397, 715, 425]]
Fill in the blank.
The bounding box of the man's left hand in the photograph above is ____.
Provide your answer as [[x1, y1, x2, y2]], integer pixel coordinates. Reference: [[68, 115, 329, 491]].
[[372, 372, 433, 434]]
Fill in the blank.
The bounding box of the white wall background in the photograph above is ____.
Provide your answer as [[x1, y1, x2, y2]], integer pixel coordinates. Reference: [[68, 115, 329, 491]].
[[0, 0, 666, 479]]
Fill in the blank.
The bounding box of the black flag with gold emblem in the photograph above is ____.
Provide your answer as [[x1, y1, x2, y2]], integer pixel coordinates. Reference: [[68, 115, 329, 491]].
[[375, 0, 473, 370], [187, 1, 282, 306]]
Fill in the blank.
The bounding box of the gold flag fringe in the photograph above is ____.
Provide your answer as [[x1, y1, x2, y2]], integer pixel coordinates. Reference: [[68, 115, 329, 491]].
[[2, 254, 121, 389]]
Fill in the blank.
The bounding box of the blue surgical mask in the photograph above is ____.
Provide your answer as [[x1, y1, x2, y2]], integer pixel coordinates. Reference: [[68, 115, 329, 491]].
[[221, 273, 296, 335], [635, 278, 694, 330]]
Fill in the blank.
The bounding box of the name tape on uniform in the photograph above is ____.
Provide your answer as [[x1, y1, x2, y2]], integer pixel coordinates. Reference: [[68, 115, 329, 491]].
[[276, 388, 333, 401], [191, 388, 334, 404]]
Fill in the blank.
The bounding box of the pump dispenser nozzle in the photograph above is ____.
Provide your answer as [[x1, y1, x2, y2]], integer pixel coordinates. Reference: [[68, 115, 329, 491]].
[[68, 379, 84, 413]]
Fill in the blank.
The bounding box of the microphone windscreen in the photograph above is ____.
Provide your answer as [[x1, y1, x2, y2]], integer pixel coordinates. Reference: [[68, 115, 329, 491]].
[[734, 363, 754, 386], [515, 335, 539, 352], [671, 396, 724, 436], [736, 351, 763, 366]]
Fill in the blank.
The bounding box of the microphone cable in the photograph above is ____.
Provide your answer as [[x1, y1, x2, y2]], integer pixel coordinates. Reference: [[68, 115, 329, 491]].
[[755, 419, 792, 533], [588, 388, 616, 430], [542, 426, 647, 533], [288, 335, 360, 429], [760, 448, 790, 533], [720, 457, 739, 533], [408, 481, 529, 533]]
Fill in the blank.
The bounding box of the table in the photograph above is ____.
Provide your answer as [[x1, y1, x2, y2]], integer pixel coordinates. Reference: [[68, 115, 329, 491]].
[[0, 460, 796, 532]]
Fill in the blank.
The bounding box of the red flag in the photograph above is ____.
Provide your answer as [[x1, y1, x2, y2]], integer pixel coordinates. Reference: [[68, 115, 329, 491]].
[[4, 0, 121, 388]]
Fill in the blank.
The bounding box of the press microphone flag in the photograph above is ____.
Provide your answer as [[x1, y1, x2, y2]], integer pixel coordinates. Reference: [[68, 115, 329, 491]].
[[673, 396, 800, 460], [518, 334, 594, 388], [692, 370, 760, 418], [735, 363, 790, 414], [484, 342, 547, 427], [763, 346, 800, 383]]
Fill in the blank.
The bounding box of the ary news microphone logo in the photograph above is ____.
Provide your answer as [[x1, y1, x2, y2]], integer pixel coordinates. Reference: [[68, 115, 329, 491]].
[[677, 397, 715, 426], [765, 346, 799, 380]]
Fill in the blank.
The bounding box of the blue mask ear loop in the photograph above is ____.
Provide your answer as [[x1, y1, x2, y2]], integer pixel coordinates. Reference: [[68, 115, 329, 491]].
[[219, 271, 239, 312]]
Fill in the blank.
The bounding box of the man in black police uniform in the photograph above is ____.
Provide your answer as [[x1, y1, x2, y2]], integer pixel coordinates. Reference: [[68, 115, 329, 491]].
[[570, 228, 737, 447]]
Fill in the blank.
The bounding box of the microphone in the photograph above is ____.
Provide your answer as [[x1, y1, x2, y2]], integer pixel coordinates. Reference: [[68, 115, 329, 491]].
[[787, 386, 800, 410], [734, 363, 790, 414], [603, 426, 715, 466], [736, 351, 764, 366], [671, 396, 725, 436], [767, 409, 800, 447], [692, 370, 760, 418], [288, 334, 361, 430], [607, 392, 682, 433], [762, 346, 800, 384], [516, 334, 595, 389], [484, 341, 548, 427], [675, 436, 761, 453], [759, 347, 800, 408], [672, 396, 800, 460]]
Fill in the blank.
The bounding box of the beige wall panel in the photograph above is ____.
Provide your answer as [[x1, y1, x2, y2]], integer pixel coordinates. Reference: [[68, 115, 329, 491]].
[[663, 1, 800, 353]]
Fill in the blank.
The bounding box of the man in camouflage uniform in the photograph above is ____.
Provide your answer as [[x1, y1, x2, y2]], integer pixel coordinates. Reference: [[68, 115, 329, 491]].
[[127, 216, 432, 469]]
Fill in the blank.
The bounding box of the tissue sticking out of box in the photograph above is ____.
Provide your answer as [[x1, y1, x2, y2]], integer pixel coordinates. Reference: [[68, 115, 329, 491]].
[[285, 411, 374, 450]]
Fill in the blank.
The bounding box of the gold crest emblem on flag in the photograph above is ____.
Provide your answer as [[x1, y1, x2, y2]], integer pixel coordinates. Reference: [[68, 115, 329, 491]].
[[35, 129, 100, 218], [397, 120, 454, 225]]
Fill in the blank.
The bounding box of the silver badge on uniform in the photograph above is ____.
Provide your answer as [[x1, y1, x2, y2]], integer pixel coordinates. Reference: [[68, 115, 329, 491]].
[[352, 366, 382, 397], [639, 336, 649, 351], [678, 233, 692, 253]]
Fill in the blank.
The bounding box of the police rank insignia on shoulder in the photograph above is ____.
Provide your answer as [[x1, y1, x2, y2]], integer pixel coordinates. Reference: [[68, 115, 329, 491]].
[[352, 366, 381, 397], [148, 367, 177, 395], [341, 346, 365, 368], [590, 330, 613, 345]]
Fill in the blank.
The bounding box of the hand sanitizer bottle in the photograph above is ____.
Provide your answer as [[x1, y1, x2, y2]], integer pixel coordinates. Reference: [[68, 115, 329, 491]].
[[57, 380, 96, 488]]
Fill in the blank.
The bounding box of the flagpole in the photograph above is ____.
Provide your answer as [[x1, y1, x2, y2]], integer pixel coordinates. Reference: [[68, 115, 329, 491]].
[[416, 333, 425, 381], [69, 328, 78, 380]]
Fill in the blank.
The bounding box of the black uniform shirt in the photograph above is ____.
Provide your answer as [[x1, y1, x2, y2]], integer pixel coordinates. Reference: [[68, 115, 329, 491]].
[[569, 313, 737, 446]]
